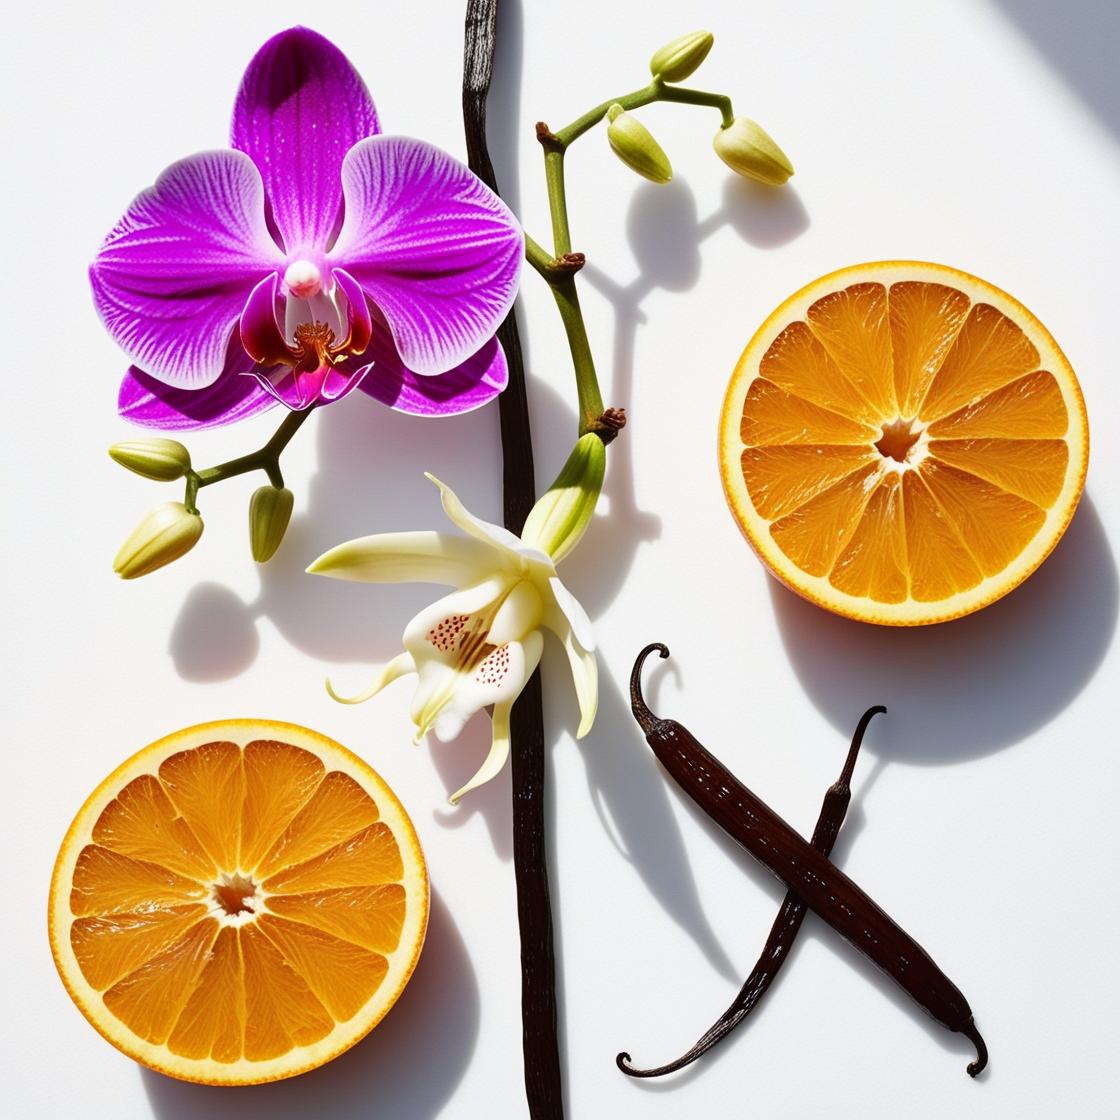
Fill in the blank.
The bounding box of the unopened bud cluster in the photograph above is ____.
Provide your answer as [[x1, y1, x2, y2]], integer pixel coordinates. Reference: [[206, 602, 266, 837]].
[[605, 31, 794, 189]]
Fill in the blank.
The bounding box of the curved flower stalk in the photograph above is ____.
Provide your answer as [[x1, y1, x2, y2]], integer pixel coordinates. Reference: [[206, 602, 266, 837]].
[[309, 435, 604, 803], [93, 26, 522, 426]]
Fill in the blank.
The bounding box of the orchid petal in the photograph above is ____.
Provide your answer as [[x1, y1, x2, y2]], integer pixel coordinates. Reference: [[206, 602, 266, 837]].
[[91, 150, 283, 390], [330, 136, 523, 374], [326, 651, 416, 705], [356, 316, 508, 417], [411, 630, 542, 744], [548, 576, 596, 651], [231, 27, 379, 255], [401, 576, 511, 667], [249, 363, 367, 411], [118, 349, 277, 431], [425, 474, 551, 564], [240, 273, 289, 365], [488, 580, 543, 646], [307, 531, 498, 587], [557, 624, 598, 739], [333, 268, 373, 355], [449, 702, 512, 805]]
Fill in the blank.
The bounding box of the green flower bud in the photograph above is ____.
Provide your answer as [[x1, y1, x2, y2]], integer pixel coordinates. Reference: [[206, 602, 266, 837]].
[[113, 501, 203, 579], [522, 433, 606, 563], [108, 438, 191, 481], [649, 30, 714, 82], [249, 485, 294, 563], [606, 104, 672, 184], [713, 117, 794, 186]]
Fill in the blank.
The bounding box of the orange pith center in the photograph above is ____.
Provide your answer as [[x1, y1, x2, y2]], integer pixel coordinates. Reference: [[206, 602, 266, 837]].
[[213, 873, 258, 918], [875, 417, 923, 464], [67, 739, 409, 1064], [737, 278, 1073, 607]]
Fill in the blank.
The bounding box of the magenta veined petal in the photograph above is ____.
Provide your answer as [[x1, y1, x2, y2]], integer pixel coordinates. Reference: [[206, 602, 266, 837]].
[[231, 26, 380, 256], [119, 346, 278, 431], [357, 326, 508, 417], [332, 268, 373, 355], [329, 136, 523, 376], [91, 150, 283, 390], [240, 273, 289, 365]]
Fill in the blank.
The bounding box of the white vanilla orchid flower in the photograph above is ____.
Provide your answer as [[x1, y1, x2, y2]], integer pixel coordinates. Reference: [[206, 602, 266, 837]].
[[308, 471, 598, 804]]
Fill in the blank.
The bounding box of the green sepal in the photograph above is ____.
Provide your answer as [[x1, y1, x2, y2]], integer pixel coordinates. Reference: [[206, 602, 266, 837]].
[[522, 434, 606, 563]]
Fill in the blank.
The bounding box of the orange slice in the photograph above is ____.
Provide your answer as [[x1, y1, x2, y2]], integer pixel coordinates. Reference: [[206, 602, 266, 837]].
[[719, 262, 1088, 624], [49, 720, 428, 1085]]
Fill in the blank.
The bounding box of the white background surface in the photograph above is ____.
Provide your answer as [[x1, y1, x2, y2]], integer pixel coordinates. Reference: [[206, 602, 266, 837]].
[[4, 1, 1118, 1116]]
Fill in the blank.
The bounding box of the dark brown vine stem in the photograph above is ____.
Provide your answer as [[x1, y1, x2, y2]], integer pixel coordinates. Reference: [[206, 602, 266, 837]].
[[463, 2, 564, 1117], [617, 702, 885, 1077]]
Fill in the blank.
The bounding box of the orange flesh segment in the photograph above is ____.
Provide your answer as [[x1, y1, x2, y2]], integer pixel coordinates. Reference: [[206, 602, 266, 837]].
[[902, 472, 984, 601], [919, 302, 1040, 421], [263, 822, 404, 894], [257, 915, 389, 1022], [240, 741, 325, 872], [829, 474, 909, 603], [241, 923, 334, 1060], [806, 282, 897, 417], [70, 845, 206, 916], [928, 370, 1068, 439], [928, 438, 1068, 506], [72, 906, 209, 991], [166, 926, 245, 1063], [267, 885, 407, 955], [758, 321, 878, 424], [256, 771, 381, 880], [158, 741, 244, 872], [741, 379, 878, 446], [888, 281, 971, 416], [102, 919, 220, 1045], [918, 459, 1045, 576], [769, 462, 882, 577], [741, 445, 877, 520], [70, 756, 407, 1063], [92, 774, 215, 882]]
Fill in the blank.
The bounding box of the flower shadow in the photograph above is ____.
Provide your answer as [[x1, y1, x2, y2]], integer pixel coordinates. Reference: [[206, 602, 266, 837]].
[[772, 493, 1116, 765], [141, 891, 477, 1120]]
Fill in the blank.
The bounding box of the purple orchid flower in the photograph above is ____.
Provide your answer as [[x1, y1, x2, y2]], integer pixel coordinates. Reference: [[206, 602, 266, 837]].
[[90, 27, 522, 429]]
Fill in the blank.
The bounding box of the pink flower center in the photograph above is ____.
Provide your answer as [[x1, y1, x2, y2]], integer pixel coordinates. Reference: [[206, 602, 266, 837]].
[[283, 259, 323, 299]]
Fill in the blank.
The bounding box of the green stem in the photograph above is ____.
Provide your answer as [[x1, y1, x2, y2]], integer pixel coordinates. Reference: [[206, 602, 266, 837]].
[[550, 277, 603, 433], [183, 407, 312, 512], [531, 79, 735, 436]]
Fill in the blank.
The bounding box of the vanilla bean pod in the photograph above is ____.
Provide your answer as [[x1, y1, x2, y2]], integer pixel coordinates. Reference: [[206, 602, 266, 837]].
[[463, 2, 564, 1116], [618, 705, 884, 1077], [629, 644, 988, 1077]]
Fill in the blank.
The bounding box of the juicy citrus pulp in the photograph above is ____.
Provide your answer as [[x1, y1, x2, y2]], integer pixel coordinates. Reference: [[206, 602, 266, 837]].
[[719, 261, 1088, 624], [49, 720, 429, 1085]]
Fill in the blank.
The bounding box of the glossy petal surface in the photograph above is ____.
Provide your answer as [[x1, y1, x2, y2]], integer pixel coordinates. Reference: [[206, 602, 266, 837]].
[[91, 151, 282, 389], [330, 136, 522, 374], [231, 27, 379, 254]]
